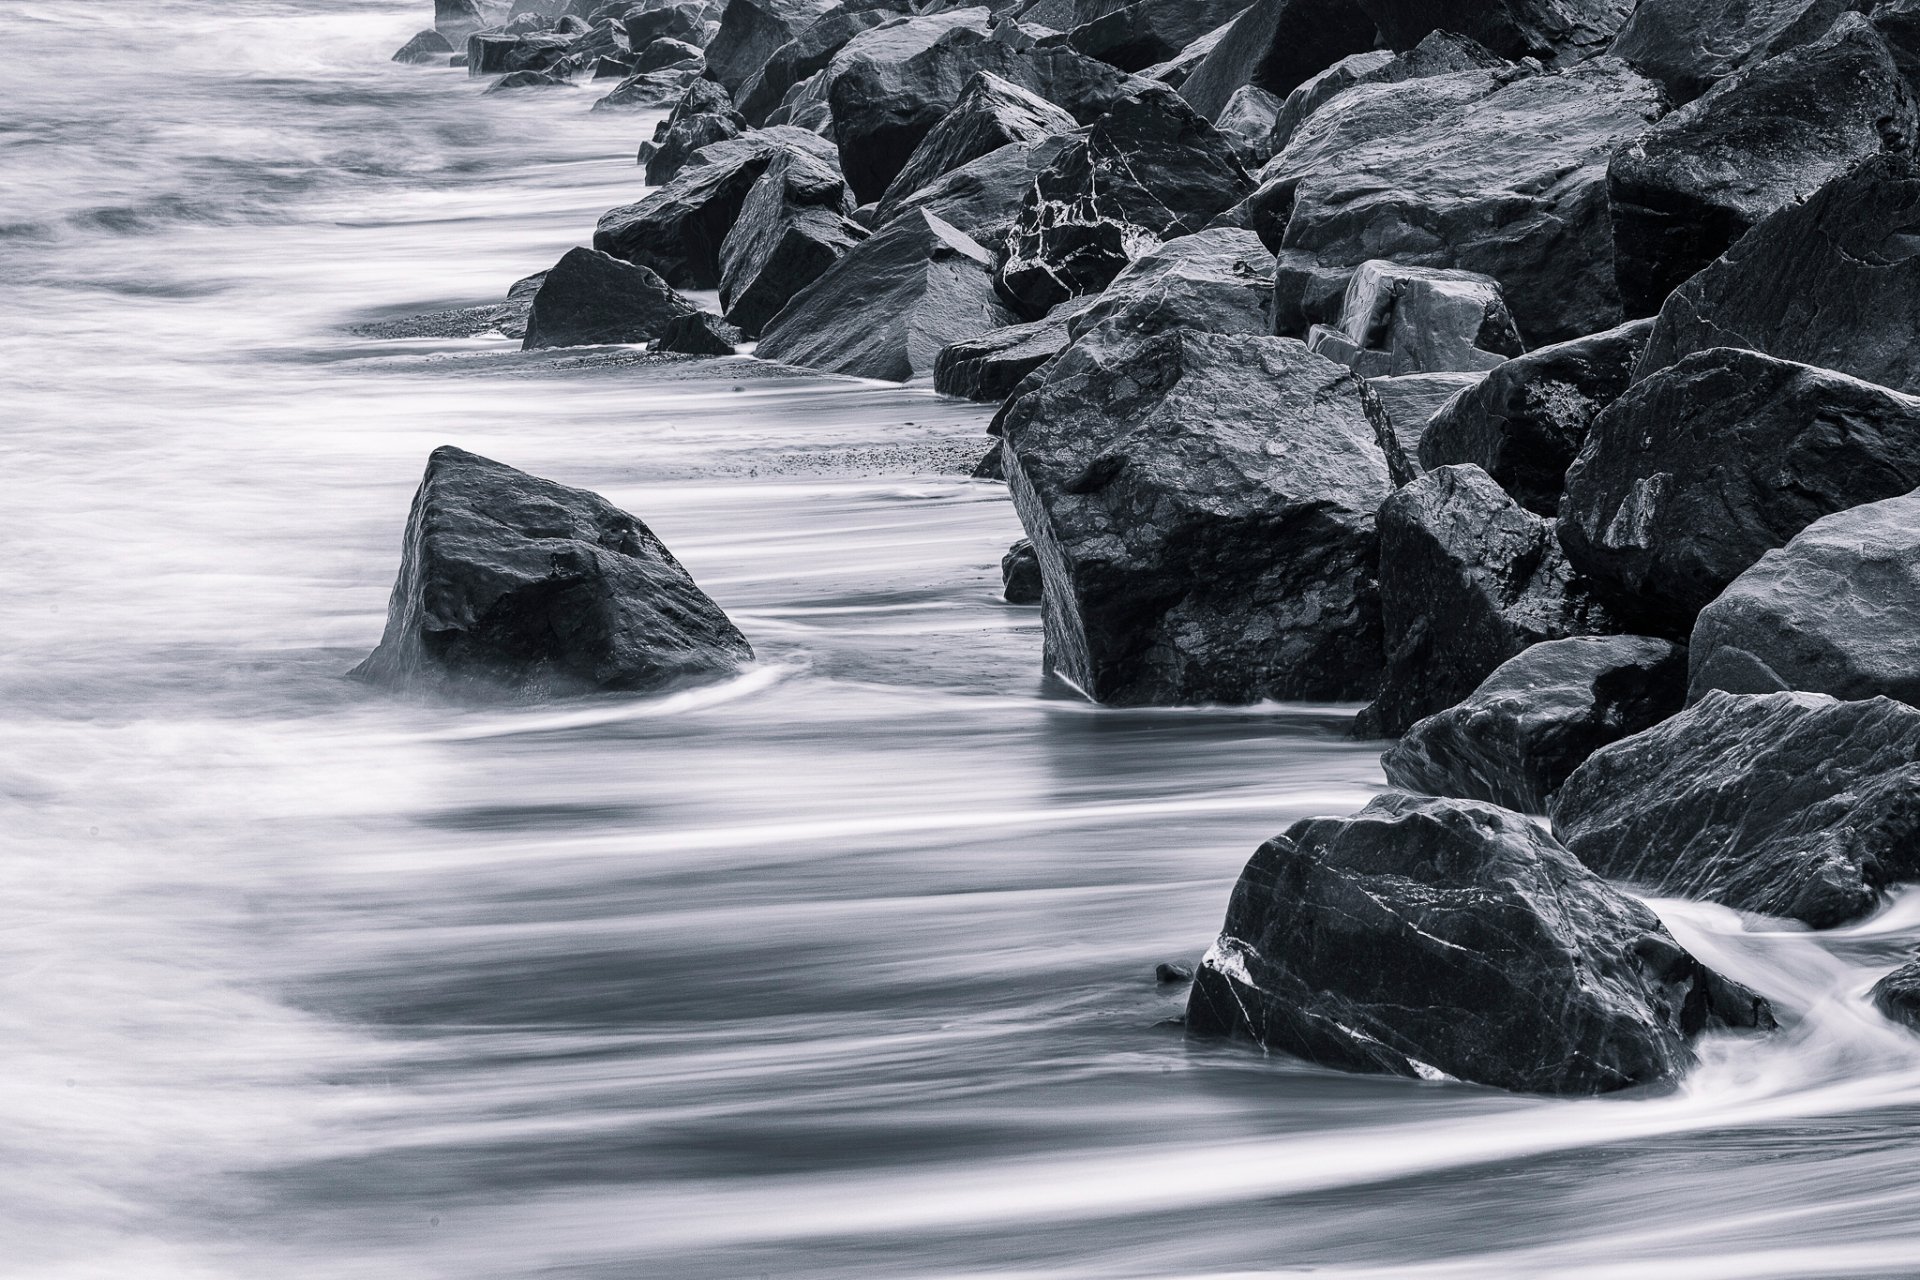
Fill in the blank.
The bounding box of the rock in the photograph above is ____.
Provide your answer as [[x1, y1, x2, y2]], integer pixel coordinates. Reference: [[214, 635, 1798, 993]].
[[1187, 792, 1774, 1095], [1213, 85, 1284, 168], [718, 149, 866, 336], [1269, 51, 1397, 149], [1270, 33, 1508, 151], [1357, 464, 1616, 738], [623, 1, 710, 50], [485, 69, 575, 92], [872, 72, 1076, 228], [1383, 635, 1688, 812], [634, 36, 706, 70], [1877, 0, 1920, 92], [1418, 317, 1651, 516], [1607, 0, 1861, 102], [1135, 8, 1241, 89], [1367, 372, 1485, 483], [1871, 957, 1920, 1032], [436, 0, 488, 38], [998, 82, 1250, 315], [639, 79, 746, 185], [590, 64, 707, 109], [1176, 0, 1382, 121], [1307, 260, 1523, 378], [1689, 490, 1920, 707], [1002, 537, 1042, 602], [653, 311, 741, 354], [1608, 16, 1918, 319], [737, 0, 917, 126], [1358, 0, 1633, 66], [467, 32, 522, 75], [1062, 226, 1275, 341], [755, 210, 1014, 380], [1154, 961, 1194, 984], [520, 247, 700, 349], [971, 444, 1005, 480], [394, 29, 455, 62], [1558, 347, 1920, 635], [879, 134, 1072, 254], [1000, 330, 1391, 704], [352, 446, 753, 698], [933, 295, 1098, 401], [1635, 155, 1920, 396], [594, 127, 842, 289], [707, 0, 841, 98], [1066, 0, 1253, 73], [1552, 691, 1920, 927]]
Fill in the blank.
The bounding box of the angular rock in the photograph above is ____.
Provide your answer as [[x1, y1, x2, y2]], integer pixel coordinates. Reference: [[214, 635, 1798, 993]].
[[1000, 330, 1392, 704], [736, 0, 917, 126], [1002, 538, 1042, 603], [1270, 33, 1506, 151], [394, 29, 455, 63], [879, 134, 1071, 255], [1607, 0, 1861, 102], [467, 32, 523, 75], [591, 64, 707, 110], [1358, 0, 1633, 66], [705, 0, 839, 97], [653, 311, 742, 355], [521, 247, 700, 349], [1065, 0, 1253, 73], [1309, 260, 1523, 377], [872, 72, 1076, 228], [932, 295, 1098, 401], [485, 69, 575, 93], [1063, 226, 1275, 341], [622, 1, 709, 50], [1269, 50, 1396, 150], [352, 446, 753, 698], [1384, 635, 1688, 812], [1213, 85, 1284, 168], [1871, 957, 1920, 1032], [1188, 792, 1774, 1095], [1135, 7, 1241, 89], [1176, 0, 1382, 121], [1367, 371, 1485, 484], [1552, 691, 1920, 927], [1635, 155, 1920, 395], [436, 0, 489, 39], [1559, 347, 1920, 634], [639, 79, 746, 185], [634, 36, 706, 70], [718, 149, 866, 336]]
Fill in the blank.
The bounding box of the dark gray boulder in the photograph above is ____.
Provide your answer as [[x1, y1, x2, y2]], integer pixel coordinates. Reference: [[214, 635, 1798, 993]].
[[705, 0, 840, 97], [621, 1, 709, 51], [1357, 0, 1633, 65], [1214, 85, 1284, 168], [932, 295, 1098, 402], [639, 79, 745, 186], [653, 311, 742, 355], [468, 33, 526, 75], [1188, 792, 1774, 1095], [1002, 538, 1042, 603], [1383, 635, 1688, 812], [1269, 51, 1397, 150], [352, 446, 753, 698], [436, 0, 489, 39], [1552, 691, 1920, 927], [1269, 32, 1506, 152], [634, 36, 706, 70], [880, 134, 1072, 255], [484, 69, 576, 93], [1368, 371, 1485, 483], [521, 247, 700, 350], [1607, 0, 1861, 102], [1065, 0, 1253, 73], [1306, 260, 1523, 377], [1635, 155, 1920, 396], [1419, 316, 1652, 516], [1175, 0, 1382, 121], [1000, 329, 1392, 705], [1558, 347, 1920, 635], [1357, 464, 1617, 738], [590, 65, 707, 110], [718, 149, 866, 336], [394, 29, 455, 62], [1689, 490, 1920, 707], [1062, 226, 1275, 340], [872, 72, 1076, 228], [736, 0, 917, 126], [1876, 0, 1920, 93], [1871, 957, 1920, 1032]]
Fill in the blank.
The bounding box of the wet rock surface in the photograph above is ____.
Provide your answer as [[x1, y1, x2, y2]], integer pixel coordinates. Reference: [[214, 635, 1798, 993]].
[[1001, 537, 1042, 603], [718, 148, 866, 336], [873, 71, 1076, 227], [521, 247, 700, 349], [1175, 0, 1383, 121]]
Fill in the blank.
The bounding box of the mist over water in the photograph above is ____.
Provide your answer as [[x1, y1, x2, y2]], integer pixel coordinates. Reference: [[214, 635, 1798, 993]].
[[7, 3, 1920, 1276]]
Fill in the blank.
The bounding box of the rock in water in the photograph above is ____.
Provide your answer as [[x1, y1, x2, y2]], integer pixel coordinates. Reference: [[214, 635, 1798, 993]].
[[1607, 0, 1860, 102], [932, 296, 1099, 403], [1187, 792, 1774, 1095], [1635, 155, 1920, 394], [718, 149, 866, 336], [1553, 691, 1920, 926], [872, 72, 1076, 228], [436, 0, 487, 40], [1306, 260, 1523, 377], [1176, 0, 1382, 121], [754, 210, 1013, 381], [1607, 15, 1918, 318], [1418, 317, 1652, 516], [1689, 490, 1920, 707], [1357, 0, 1634, 65], [653, 312, 741, 355], [1558, 347, 1920, 635], [1871, 957, 1920, 1032], [1000, 330, 1391, 705], [1383, 635, 1688, 812], [394, 29, 455, 63], [353, 447, 753, 698], [521, 247, 700, 349], [641, 80, 747, 186], [1002, 538, 1042, 603]]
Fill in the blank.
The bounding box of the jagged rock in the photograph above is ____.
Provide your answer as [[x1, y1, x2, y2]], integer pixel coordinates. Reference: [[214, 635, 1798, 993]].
[[591, 64, 708, 109], [1358, 0, 1633, 65], [1877, 0, 1920, 92], [653, 311, 742, 355], [1559, 347, 1920, 635], [972, 444, 1006, 480], [1871, 957, 1920, 1032], [933, 295, 1097, 401], [737, 0, 917, 126], [1689, 490, 1920, 707], [594, 127, 841, 288], [1607, 0, 1861, 102], [1417, 317, 1650, 517], [1135, 7, 1240, 88], [880, 134, 1071, 254], [521, 247, 700, 349], [1176, 0, 1382, 121], [1552, 691, 1920, 927], [1384, 635, 1688, 812], [718, 150, 865, 336], [634, 36, 705, 70], [1066, 0, 1252, 73], [1000, 330, 1391, 704], [1002, 538, 1042, 602], [1308, 260, 1523, 377], [485, 69, 575, 92], [707, 0, 839, 96], [622, 1, 708, 50], [1188, 792, 1774, 1095], [873, 72, 1076, 227], [502, 32, 577, 73], [755, 210, 1014, 379], [1270, 33, 1506, 150], [352, 446, 753, 698], [1636, 155, 1920, 395], [436, 0, 488, 39], [394, 29, 455, 62], [467, 32, 521, 74], [1270, 51, 1396, 149], [1368, 371, 1485, 483], [639, 79, 745, 184], [998, 82, 1250, 315], [1063, 226, 1275, 341], [1608, 16, 1918, 319], [1213, 85, 1284, 168]]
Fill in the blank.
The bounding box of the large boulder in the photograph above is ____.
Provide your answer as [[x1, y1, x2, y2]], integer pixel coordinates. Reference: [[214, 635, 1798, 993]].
[[1000, 330, 1392, 705], [880, 134, 1073, 255], [621, 1, 709, 51], [1607, 0, 1861, 102], [1357, 464, 1616, 738], [718, 149, 866, 336], [1558, 347, 1920, 635], [1383, 635, 1688, 812], [593, 127, 841, 288], [754, 210, 1014, 380], [1552, 691, 1920, 927], [521, 247, 700, 349], [640, 80, 747, 186], [1175, 0, 1383, 121], [590, 64, 706, 110], [1689, 490, 1920, 707], [1368, 370, 1486, 482], [1274, 58, 1666, 346], [1065, 0, 1253, 73], [352, 447, 753, 698], [1268, 32, 1506, 153], [705, 0, 841, 97], [1061, 226, 1275, 341], [932, 295, 1098, 402], [394, 29, 455, 62], [436, 0, 488, 39], [1607, 16, 1918, 319], [1871, 957, 1920, 1032], [1214, 85, 1285, 168], [1188, 792, 1774, 1095], [736, 0, 916, 125], [1356, 0, 1633, 65], [872, 73, 1076, 227], [1305, 260, 1523, 377], [1635, 155, 1920, 395]]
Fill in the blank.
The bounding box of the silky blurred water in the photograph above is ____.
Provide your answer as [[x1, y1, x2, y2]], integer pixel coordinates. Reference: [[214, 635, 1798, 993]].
[[6, 3, 1920, 1276]]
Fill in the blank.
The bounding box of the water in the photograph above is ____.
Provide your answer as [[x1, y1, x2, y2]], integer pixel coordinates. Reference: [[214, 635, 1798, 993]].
[[6, 3, 1920, 1275]]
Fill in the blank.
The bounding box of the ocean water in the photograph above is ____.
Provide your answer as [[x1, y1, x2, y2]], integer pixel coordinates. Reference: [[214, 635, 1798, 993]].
[[5, 3, 1920, 1276]]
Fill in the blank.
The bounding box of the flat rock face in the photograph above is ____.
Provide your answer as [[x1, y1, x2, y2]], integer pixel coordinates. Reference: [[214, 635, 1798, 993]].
[[1367, 370, 1486, 482], [873, 71, 1076, 227], [1066, 0, 1252, 73], [1383, 635, 1688, 812], [521, 247, 700, 349], [1358, 464, 1617, 738], [705, 0, 840, 97], [1690, 490, 1920, 707], [718, 149, 866, 336], [1061, 226, 1276, 341], [1636, 154, 1920, 395], [1187, 792, 1774, 1095], [737, 0, 916, 124], [1559, 347, 1920, 635], [1271, 33, 1505, 151], [1419, 316, 1652, 516], [755, 209, 1013, 380], [1176, 0, 1382, 121], [1607, 0, 1859, 101], [1552, 691, 1920, 927], [1214, 84, 1284, 168], [1310, 259, 1523, 377], [932, 295, 1097, 402], [1000, 329, 1391, 705], [352, 446, 753, 698], [653, 311, 740, 355], [1276, 58, 1666, 346], [1607, 15, 1919, 319]]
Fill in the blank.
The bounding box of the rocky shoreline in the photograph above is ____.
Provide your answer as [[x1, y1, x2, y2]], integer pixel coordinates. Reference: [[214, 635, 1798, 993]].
[[374, 0, 1920, 1096]]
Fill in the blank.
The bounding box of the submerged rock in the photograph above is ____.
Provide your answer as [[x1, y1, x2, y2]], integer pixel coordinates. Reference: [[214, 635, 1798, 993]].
[[1002, 538, 1042, 603], [521, 247, 699, 350], [1188, 792, 1774, 1095], [1871, 957, 1920, 1032], [394, 29, 455, 63], [718, 149, 866, 336], [485, 69, 575, 93]]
